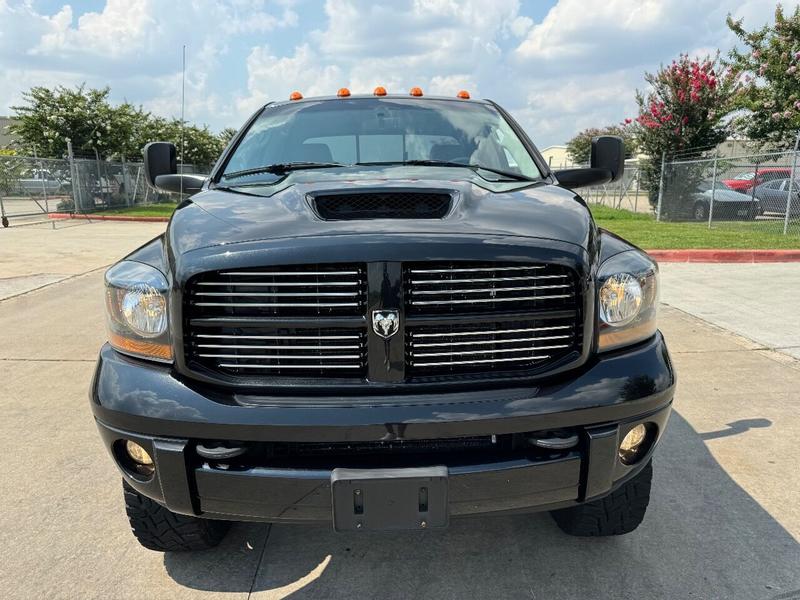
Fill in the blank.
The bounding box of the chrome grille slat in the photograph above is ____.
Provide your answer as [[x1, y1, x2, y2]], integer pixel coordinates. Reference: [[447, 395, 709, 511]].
[[218, 270, 361, 276], [414, 345, 570, 358], [409, 266, 546, 273], [412, 355, 552, 367], [197, 281, 361, 287], [196, 334, 360, 340], [412, 284, 571, 295], [410, 325, 572, 338], [410, 294, 572, 306], [195, 292, 358, 297], [197, 344, 362, 350], [410, 275, 567, 284], [218, 363, 362, 369], [198, 354, 362, 360], [194, 302, 361, 308], [411, 335, 572, 348]]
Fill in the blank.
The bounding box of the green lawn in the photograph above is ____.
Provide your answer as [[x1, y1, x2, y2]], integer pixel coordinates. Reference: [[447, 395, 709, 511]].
[[100, 203, 177, 217], [590, 204, 800, 249], [98, 202, 800, 249]]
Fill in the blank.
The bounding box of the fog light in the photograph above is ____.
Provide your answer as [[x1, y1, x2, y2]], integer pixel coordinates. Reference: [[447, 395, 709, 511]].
[[619, 424, 647, 464], [125, 440, 153, 466]]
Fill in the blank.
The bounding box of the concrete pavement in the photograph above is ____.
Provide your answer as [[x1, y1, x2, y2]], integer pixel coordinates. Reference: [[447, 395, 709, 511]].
[[660, 263, 800, 360], [1, 222, 798, 599], [0, 220, 165, 300]]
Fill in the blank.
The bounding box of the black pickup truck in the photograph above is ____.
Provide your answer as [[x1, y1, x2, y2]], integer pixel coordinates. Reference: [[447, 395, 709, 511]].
[[91, 90, 674, 551]]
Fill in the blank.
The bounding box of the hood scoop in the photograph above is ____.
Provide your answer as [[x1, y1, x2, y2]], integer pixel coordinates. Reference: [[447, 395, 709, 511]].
[[312, 191, 452, 220]]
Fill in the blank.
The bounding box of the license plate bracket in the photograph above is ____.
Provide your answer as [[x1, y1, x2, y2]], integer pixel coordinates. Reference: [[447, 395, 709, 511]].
[[331, 466, 448, 532]]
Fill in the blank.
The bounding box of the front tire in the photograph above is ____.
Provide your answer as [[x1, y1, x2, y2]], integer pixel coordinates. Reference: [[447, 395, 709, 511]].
[[123, 480, 230, 551], [550, 460, 652, 536]]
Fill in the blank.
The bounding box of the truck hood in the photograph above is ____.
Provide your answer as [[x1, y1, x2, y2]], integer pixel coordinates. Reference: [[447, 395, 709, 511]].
[[167, 166, 593, 256]]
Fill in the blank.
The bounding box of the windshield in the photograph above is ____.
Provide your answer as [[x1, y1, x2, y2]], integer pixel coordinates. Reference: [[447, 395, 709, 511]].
[[220, 98, 542, 183]]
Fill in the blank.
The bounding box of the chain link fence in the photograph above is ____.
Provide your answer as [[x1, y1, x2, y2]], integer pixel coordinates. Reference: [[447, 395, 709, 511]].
[[0, 153, 209, 227], [656, 149, 800, 236]]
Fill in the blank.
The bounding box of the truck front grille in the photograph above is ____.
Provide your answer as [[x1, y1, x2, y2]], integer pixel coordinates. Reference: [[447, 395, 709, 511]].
[[186, 263, 366, 318], [186, 327, 367, 377], [183, 260, 582, 383], [406, 317, 579, 376], [404, 261, 576, 314]]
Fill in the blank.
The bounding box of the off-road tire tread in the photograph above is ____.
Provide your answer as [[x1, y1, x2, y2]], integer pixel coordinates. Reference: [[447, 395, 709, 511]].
[[550, 460, 652, 536], [122, 480, 229, 551]]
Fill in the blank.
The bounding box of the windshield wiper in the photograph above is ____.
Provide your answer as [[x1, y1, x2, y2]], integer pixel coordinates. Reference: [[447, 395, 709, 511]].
[[222, 162, 347, 181], [357, 160, 534, 182]]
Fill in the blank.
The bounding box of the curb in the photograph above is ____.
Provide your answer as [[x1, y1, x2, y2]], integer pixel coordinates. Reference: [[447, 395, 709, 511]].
[[647, 249, 800, 263], [48, 213, 170, 223], [45, 214, 800, 262]]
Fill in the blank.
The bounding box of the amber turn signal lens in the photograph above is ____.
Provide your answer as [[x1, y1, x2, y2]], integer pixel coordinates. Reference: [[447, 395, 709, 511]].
[[457, 90, 470, 99], [110, 332, 172, 361], [409, 87, 423, 97], [289, 91, 303, 100], [337, 88, 351, 97], [373, 86, 387, 96]]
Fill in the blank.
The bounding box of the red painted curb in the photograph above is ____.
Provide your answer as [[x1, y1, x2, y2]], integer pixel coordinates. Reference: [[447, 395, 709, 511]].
[[48, 213, 169, 223], [646, 249, 800, 263]]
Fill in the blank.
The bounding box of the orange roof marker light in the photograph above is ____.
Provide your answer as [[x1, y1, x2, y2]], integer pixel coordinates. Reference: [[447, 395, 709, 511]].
[[337, 87, 351, 97], [373, 86, 387, 96], [409, 87, 424, 97], [289, 91, 303, 101], [457, 90, 471, 99]]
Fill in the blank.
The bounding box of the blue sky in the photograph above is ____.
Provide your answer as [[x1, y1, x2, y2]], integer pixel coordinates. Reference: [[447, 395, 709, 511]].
[[0, 0, 794, 148]]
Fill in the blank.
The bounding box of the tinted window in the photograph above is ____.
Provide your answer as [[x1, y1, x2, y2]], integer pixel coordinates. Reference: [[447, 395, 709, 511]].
[[222, 98, 541, 181]]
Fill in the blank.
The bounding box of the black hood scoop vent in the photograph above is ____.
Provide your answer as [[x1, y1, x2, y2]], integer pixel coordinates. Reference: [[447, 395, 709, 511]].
[[312, 191, 452, 220]]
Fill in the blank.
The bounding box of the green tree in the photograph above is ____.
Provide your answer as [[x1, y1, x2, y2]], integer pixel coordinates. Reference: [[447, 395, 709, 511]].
[[218, 127, 238, 148], [633, 54, 739, 209], [132, 117, 226, 168], [566, 125, 638, 165], [726, 5, 800, 147], [9, 85, 144, 160]]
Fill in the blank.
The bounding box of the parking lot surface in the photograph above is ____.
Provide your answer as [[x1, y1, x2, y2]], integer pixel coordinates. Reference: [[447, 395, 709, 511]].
[[1, 222, 798, 599]]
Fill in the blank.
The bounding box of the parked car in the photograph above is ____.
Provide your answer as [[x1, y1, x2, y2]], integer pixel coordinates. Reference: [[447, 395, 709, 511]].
[[17, 169, 63, 195], [754, 178, 800, 215], [721, 167, 792, 192], [91, 90, 674, 551], [690, 180, 761, 221]]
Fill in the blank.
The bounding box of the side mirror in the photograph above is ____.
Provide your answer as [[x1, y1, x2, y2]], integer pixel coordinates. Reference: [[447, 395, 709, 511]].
[[143, 141, 206, 195], [143, 142, 176, 187], [554, 135, 625, 189]]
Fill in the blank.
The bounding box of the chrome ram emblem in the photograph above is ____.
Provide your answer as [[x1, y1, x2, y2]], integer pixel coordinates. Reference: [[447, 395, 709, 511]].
[[372, 309, 400, 339]]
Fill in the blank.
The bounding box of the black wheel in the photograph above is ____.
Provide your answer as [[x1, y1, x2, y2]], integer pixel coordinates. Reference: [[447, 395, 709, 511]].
[[123, 480, 230, 551], [692, 201, 708, 221], [550, 460, 652, 536]]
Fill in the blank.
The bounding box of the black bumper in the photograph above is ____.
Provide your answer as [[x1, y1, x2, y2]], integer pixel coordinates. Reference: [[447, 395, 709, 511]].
[[91, 332, 675, 523]]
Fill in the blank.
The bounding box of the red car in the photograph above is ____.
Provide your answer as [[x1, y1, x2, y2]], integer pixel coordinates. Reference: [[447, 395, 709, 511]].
[[722, 167, 792, 192]]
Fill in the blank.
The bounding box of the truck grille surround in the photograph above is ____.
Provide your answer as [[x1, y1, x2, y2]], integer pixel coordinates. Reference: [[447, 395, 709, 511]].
[[184, 261, 582, 384]]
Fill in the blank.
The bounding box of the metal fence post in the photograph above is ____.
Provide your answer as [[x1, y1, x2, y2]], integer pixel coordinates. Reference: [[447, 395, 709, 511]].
[[708, 151, 718, 228], [656, 152, 666, 221], [783, 132, 800, 235], [67, 140, 79, 213], [634, 169, 640, 213]]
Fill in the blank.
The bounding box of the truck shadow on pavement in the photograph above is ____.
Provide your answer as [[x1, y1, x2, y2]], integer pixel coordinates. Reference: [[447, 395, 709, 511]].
[[163, 411, 800, 599]]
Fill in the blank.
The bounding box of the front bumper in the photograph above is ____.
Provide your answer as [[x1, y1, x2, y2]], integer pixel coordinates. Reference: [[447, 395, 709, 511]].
[[91, 332, 675, 523]]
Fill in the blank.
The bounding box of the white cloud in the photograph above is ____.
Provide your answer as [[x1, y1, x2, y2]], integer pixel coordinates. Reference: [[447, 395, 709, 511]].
[[2, 0, 799, 148]]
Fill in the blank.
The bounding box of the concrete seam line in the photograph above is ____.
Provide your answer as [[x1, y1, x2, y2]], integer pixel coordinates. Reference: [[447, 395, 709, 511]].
[[0, 265, 109, 303], [247, 524, 272, 599]]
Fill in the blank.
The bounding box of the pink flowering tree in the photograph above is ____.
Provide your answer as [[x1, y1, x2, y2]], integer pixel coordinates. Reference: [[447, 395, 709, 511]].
[[727, 5, 800, 147], [633, 54, 738, 209]]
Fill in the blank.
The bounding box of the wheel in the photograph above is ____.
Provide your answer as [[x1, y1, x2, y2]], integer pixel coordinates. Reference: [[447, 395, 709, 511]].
[[692, 201, 708, 221], [550, 460, 652, 536], [122, 480, 230, 551]]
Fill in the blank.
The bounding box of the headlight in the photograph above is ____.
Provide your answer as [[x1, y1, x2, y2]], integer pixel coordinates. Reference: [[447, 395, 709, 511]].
[[105, 261, 172, 362], [597, 251, 658, 352]]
